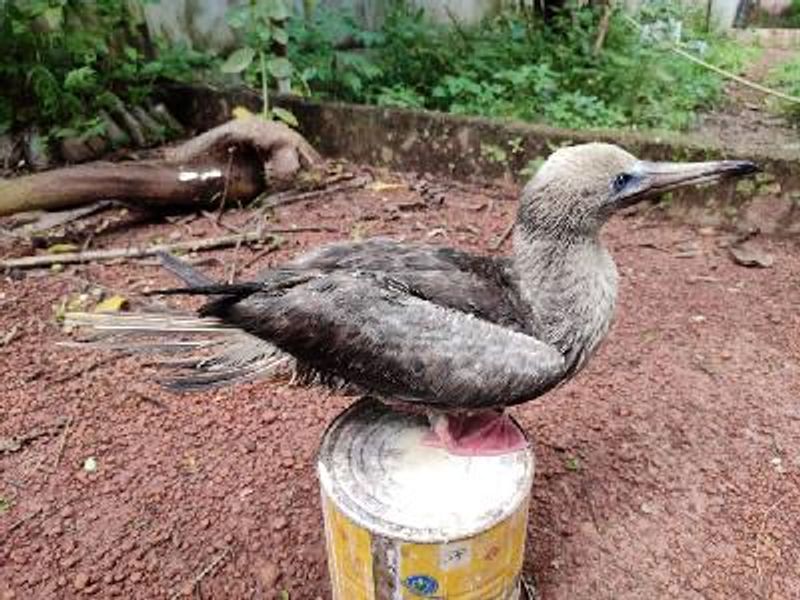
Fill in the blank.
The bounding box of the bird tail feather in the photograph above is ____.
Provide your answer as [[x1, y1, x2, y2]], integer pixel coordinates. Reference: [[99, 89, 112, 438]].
[[63, 304, 293, 391], [62, 253, 295, 390]]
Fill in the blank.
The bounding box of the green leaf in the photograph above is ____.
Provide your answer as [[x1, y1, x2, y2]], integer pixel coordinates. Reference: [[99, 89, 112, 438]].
[[266, 0, 291, 20], [93, 295, 128, 313], [268, 57, 293, 79], [124, 46, 139, 62], [41, 7, 64, 31], [271, 106, 298, 127], [255, 28, 273, 45], [47, 243, 79, 254], [226, 7, 249, 29], [221, 48, 256, 74], [273, 27, 289, 46], [63, 66, 96, 93]]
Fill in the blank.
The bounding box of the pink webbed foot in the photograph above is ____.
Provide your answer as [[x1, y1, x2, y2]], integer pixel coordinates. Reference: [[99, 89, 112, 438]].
[[424, 411, 528, 456]]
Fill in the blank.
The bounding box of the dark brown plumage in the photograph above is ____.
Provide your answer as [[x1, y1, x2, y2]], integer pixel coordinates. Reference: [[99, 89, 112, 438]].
[[68, 143, 757, 453]]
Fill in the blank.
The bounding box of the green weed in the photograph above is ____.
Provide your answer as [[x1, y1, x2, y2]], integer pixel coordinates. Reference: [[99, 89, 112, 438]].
[[0, 0, 215, 137], [287, 1, 757, 132]]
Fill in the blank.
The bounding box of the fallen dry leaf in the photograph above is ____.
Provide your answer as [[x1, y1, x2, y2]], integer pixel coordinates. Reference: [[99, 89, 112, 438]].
[[46, 242, 79, 254], [366, 181, 405, 192], [729, 243, 774, 268], [93, 295, 128, 313]]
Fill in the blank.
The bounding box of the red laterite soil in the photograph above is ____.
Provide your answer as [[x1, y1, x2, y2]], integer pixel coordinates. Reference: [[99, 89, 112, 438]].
[[1, 165, 798, 599]]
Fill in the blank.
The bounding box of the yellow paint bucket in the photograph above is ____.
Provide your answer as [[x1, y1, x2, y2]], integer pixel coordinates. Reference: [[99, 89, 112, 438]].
[[318, 399, 534, 599]]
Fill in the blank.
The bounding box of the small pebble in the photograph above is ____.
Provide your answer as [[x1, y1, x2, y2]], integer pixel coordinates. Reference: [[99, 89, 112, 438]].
[[74, 573, 90, 591]]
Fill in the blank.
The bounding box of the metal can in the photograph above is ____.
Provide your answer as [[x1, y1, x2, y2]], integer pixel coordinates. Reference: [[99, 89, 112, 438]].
[[318, 398, 534, 599]]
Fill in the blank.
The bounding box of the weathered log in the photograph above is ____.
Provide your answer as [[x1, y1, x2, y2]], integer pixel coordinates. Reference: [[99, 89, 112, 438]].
[[0, 160, 261, 216], [1, 231, 279, 269], [0, 117, 321, 217]]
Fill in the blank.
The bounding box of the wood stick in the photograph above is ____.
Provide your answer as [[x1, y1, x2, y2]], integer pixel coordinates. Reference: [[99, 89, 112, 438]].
[[52, 416, 75, 471], [490, 220, 515, 251], [170, 547, 232, 600], [260, 175, 372, 210], [593, 1, 614, 55], [1, 231, 278, 270], [0, 160, 262, 217]]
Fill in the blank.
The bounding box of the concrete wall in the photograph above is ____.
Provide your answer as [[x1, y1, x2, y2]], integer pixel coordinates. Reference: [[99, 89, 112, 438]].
[[140, 0, 771, 54], [142, 0, 534, 52], [143, 0, 238, 53]]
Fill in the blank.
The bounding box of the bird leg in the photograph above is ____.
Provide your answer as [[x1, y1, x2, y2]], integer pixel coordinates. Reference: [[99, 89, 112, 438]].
[[424, 410, 528, 456]]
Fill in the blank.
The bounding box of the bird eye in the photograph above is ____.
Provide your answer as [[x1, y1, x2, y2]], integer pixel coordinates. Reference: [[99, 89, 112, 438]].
[[613, 173, 634, 193]]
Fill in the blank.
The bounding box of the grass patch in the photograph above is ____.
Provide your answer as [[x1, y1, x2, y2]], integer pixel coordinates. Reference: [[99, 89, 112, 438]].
[[766, 56, 800, 123]]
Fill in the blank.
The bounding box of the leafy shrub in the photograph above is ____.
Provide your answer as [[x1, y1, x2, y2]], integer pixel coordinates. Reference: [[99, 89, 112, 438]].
[[288, 1, 755, 132], [0, 0, 214, 137], [766, 57, 800, 122]]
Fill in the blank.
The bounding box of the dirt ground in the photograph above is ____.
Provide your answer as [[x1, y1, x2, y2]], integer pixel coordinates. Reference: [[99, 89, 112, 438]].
[[1, 166, 799, 600]]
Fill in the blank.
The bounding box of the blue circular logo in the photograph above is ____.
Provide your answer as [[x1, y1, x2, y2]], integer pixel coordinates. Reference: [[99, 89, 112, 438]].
[[404, 574, 439, 596]]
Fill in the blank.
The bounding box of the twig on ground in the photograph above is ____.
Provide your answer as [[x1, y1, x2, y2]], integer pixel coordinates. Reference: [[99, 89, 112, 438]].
[[490, 221, 515, 251], [1, 231, 277, 270], [10, 201, 115, 236], [21, 416, 71, 483], [2, 507, 43, 541], [217, 145, 238, 222], [51, 360, 102, 384], [227, 237, 244, 283], [1, 325, 19, 347], [755, 490, 792, 583], [243, 237, 284, 269], [0, 417, 68, 455], [135, 393, 168, 411], [52, 415, 75, 472], [259, 175, 372, 211], [170, 547, 232, 600], [202, 210, 243, 235]]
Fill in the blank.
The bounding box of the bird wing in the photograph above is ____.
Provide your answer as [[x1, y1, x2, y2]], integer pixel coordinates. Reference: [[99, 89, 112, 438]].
[[281, 238, 535, 332], [66, 241, 565, 405], [201, 261, 565, 408]]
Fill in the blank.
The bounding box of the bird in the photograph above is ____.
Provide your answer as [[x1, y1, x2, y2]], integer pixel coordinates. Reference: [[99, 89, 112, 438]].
[[67, 143, 757, 455]]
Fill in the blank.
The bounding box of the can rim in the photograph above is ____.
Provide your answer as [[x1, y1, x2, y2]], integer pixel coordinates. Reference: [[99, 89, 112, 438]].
[[317, 399, 535, 543]]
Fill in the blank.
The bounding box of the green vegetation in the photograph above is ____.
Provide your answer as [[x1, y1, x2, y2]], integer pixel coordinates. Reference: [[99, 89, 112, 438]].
[[289, 2, 756, 131], [767, 56, 800, 122], [0, 0, 214, 138], [749, 0, 800, 28], [789, 0, 800, 27], [0, 0, 760, 141], [221, 0, 298, 126]]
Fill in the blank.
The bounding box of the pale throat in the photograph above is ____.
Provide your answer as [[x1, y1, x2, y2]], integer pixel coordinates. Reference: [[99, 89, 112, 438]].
[[511, 229, 618, 357]]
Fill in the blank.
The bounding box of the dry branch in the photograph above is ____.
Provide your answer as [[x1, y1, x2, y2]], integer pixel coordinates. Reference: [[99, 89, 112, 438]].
[[0, 161, 262, 217], [260, 174, 372, 210], [1, 231, 279, 270], [491, 220, 516, 250], [593, 1, 614, 55], [0, 117, 322, 217], [170, 548, 232, 600]]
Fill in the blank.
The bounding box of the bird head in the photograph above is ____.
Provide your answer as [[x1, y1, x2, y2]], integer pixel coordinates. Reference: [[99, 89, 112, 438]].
[[517, 143, 758, 239]]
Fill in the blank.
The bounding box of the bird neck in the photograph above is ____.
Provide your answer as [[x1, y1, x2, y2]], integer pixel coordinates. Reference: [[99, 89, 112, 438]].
[[511, 228, 618, 370]]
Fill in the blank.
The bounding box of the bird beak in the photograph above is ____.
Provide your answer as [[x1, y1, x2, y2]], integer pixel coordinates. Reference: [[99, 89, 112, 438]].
[[616, 159, 759, 208]]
